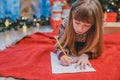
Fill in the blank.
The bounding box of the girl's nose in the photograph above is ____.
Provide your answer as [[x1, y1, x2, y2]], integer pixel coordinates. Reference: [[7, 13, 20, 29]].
[[78, 26, 83, 31]]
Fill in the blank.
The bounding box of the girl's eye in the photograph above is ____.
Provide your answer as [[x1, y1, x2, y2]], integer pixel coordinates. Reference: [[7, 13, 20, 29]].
[[84, 25, 91, 27], [75, 22, 81, 24]]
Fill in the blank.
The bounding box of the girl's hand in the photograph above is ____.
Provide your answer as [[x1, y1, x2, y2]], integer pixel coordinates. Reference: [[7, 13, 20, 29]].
[[73, 53, 92, 69], [60, 55, 71, 66]]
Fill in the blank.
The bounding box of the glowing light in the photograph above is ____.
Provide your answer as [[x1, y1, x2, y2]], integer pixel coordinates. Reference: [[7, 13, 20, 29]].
[[107, 9, 110, 12], [111, 2, 114, 5], [46, 18, 48, 21], [36, 23, 40, 27], [34, 19, 37, 22], [118, 8, 120, 12], [5, 19, 10, 27], [22, 17, 27, 20], [22, 23, 27, 35]]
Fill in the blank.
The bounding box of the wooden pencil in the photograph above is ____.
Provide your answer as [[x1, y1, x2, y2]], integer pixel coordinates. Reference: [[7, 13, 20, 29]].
[[55, 37, 68, 56]]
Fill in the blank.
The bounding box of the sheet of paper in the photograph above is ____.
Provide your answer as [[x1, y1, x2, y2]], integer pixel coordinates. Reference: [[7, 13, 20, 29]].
[[50, 52, 96, 74]]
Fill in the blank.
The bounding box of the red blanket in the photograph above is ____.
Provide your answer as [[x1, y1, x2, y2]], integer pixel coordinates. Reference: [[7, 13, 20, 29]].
[[0, 31, 120, 80]]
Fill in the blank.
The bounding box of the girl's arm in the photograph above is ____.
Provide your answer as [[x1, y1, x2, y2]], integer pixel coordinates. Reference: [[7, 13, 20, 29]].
[[56, 17, 69, 59], [57, 48, 69, 60], [58, 17, 68, 39], [56, 21, 71, 66]]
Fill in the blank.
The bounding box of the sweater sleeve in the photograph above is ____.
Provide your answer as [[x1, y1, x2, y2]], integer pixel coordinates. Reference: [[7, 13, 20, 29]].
[[58, 17, 68, 39], [56, 48, 69, 60], [56, 17, 69, 59]]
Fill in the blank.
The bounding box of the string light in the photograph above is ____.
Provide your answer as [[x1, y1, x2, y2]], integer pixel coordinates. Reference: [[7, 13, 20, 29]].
[[22, 16, 27, 20], [22, 23, 27, 35], [107, 9, 110, 12], [118, 8, 120, 12], [36, 23, 40, 28], [5, 19, 10, 27], [46, 18, 48, 21], [111, 2, 114, 5], [34, 19, 37, 22]]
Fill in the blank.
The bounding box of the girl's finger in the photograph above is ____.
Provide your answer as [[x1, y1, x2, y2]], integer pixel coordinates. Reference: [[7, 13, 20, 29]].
[[61, 57, 71, 66], [64, 56, 71, 64], [71, 58, 78, 64], [74, 59, 82, 68], [87, 61, 92, 68], [80, 62, 84, 70]]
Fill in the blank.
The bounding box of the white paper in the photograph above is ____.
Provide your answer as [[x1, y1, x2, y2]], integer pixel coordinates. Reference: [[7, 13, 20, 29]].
[[50, 52, 96, 74]]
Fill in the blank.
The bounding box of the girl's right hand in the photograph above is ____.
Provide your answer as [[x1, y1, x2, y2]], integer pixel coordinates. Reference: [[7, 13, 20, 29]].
[[60, 55, 71, 66]]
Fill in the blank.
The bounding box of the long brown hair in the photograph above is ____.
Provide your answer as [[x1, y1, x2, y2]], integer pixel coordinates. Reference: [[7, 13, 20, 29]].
[[59, 0, 103, 58]]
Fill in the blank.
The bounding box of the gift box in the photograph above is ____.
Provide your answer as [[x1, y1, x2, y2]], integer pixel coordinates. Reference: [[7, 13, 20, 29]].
[[50, 17, 62, 30], [106, 12, 117, 22]]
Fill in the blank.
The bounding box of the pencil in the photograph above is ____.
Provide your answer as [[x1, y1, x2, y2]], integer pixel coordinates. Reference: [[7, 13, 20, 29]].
[[55, 37, 68, 56]]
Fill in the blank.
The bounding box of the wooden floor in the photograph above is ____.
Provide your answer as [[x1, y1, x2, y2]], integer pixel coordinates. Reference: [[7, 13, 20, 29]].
[[104, 27, 120, 34], [103, 22, 120, 34], [0, 25, 53, 50]]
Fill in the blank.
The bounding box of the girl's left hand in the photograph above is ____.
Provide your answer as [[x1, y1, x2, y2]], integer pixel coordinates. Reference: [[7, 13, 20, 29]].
[[72, 53, 92, 69]]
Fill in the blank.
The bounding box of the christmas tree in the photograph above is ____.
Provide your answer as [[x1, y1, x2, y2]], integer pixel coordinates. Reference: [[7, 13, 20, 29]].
[[99, 0, 120, 22], [68, 0, 120, 22], [99, 0, 120, 12]]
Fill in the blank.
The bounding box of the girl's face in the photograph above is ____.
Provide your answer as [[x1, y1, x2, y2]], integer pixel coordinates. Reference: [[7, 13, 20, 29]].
[[73, 19, 92, 34]]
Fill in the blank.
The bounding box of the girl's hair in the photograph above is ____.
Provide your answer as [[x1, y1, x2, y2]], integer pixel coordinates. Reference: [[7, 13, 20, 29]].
[[59, 0, 103, 58]]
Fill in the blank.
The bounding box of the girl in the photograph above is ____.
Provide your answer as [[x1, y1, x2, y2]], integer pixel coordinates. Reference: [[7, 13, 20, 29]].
[[56, 0, 103, 69]]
